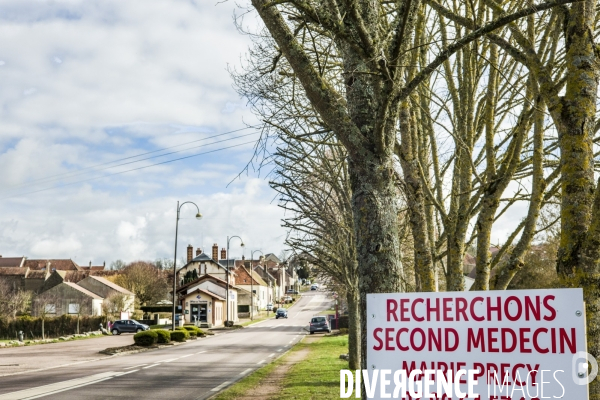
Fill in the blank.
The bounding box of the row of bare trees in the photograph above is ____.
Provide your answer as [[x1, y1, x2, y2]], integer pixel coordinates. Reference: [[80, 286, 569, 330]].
[[234, 0, 600, 395]]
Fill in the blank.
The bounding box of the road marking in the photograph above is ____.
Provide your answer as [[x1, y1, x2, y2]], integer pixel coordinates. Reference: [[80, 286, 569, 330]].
[[257, 359, 266, 364], [142, 364, 160, 369], [210, 381, 232, 392], [0, 358, 107, 377], [179, 354, 193, 358], [195, 351, 206, 354], [276, 349, 283, 352], [284, 345, 290, 348], [240, 368, 253, 375], [267, 353, 275, 358], [124, 364, 146, 369], [269, 325, 276, 329], [115, 369, 139, 376], [0, 371, 118, 400], [157, 358, 177, 363]]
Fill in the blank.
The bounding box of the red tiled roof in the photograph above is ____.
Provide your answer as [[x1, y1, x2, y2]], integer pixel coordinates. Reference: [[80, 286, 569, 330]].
[[24, 259, 81, 271], [0, 257, 25, 268], [0, 267, 27, 276]]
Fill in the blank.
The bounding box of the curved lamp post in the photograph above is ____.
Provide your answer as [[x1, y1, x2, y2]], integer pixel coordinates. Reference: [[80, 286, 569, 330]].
[[250, 250, 264, 320], [226, 235, 244, 326], [172, 201, 202, 331]]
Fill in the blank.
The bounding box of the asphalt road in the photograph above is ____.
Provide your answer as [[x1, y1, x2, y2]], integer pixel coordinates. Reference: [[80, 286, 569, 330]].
[[0, 290, 331, 400]]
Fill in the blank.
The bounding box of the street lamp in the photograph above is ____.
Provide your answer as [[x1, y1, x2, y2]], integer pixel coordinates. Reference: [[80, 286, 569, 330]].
[[172, 201, 202, 331], [250, 250, 264, 320], [226, 235, 244, 326]]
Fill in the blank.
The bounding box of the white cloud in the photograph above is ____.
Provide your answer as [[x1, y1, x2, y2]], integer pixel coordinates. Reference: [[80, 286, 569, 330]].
[[0, 1, 288, 264]]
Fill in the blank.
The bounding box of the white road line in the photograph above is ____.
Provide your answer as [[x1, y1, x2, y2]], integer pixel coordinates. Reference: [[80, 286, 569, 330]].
[[157, 358, 177, 363], [195, 351, 206, 354], [0, 371, 118, 400], [142, 364, 160, 369], [115, 369, 139, 376], [269, 325, 277, 329], [277, 349, 283, 352], [0, 358, 107, 378], [267, 353, 275, 358], [257, 359, 266, 364], [284, 345, 290, 348], [124, 364, 146, 369], [240, 368, 253, 375], [179, 354, 193, 358], [210, 381, 232, 392]]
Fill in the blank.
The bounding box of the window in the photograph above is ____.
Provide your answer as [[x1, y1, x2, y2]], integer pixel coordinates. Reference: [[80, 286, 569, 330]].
[[68, 304, 79, 314], [45, 304, 56, 314]]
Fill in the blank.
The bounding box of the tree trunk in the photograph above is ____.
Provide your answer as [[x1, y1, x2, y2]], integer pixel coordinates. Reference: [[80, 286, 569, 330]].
[[346, 289, 361, 370], [42, 318, 45, 340], [553, 1, 600, 397], [398, 103, 436, 292], [349, 154, 403, 370]]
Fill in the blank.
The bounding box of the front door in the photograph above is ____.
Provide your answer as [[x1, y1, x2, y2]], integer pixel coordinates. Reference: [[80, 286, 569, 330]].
[[198, 303, 207, 323]]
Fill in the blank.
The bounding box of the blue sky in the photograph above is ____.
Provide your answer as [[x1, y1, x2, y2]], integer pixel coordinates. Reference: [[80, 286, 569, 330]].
[[0, 0, 286, 266]]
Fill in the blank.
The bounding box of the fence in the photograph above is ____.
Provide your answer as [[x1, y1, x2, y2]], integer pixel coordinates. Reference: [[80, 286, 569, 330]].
[[0, 315, 105, 340]]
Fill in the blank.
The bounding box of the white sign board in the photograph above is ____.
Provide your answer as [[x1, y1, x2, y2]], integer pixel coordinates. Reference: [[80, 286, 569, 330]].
[[367, 289, 588, 399]]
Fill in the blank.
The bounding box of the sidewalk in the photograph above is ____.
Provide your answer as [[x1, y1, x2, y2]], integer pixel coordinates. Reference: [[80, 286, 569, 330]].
[[0, 334, 134, 376]]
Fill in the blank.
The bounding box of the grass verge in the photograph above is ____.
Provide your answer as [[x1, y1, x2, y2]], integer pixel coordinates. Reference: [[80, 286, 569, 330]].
[[212, 334, 348, 400]]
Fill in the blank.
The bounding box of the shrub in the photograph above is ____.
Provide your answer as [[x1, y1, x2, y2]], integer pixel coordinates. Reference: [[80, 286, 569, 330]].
[[272, 307, 278, 313], [133, 330, 158, 347], [170, 330, 189, 342], [154, 329, 170, 344], [338, 316, 348, 329], [181, 326, 205, 337], [339, 328, 349, 335], [177, 326, 196, 337]]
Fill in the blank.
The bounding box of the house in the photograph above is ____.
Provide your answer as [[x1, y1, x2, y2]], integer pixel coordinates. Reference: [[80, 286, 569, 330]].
[[77, 276, 135, 312], [234, 264, 269, 313], [32, 282, 103, 317], [0, 256, 26, 269], [174, 245, 240, 326], [176, 274, 242, 327]]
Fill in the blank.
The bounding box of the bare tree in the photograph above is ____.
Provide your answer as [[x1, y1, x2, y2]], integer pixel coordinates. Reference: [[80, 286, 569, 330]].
[[0, 281, 31, 319], [102, 293, 128, 326], [113, 261, 169, 306], [35, 291, 58, 340], [70, 301, 91, 335]]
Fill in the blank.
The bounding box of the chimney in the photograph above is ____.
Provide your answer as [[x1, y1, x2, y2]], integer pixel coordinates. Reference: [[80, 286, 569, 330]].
[[242, 255, 245, 260], [196, 248, 202, 256], [221, 248, 226, 260], [103, 261, 106, 267], [187, 244, 193, 263], [212, 244, 218, 261], [89, 261, 92, 267]]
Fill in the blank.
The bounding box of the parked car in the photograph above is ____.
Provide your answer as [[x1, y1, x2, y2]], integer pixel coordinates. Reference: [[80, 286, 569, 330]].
[[276, 309, 288, 319], [309, 316, 331, 334], [310, 284, 318, 291], [266, 303, 273, 311], [111, 320, 150, 335], [283, 296, 293, 303], [286, 289, 297, 295]]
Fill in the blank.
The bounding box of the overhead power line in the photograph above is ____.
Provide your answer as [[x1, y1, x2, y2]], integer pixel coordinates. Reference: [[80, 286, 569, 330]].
[[1, 138, 259, 200], [5, 126, 257, 190]]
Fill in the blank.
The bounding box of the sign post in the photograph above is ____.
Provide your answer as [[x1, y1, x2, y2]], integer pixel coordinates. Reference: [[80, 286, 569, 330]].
[[366, 289, 589, 399]]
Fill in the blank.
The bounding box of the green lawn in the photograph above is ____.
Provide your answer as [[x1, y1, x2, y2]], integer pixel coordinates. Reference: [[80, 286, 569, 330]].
[[213, 335, 348, 400]]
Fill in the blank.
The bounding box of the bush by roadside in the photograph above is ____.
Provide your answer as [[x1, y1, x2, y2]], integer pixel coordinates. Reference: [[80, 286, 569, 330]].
[[0, 315, 105, 340], [133, 330, 158, 346], [154, 329, 171, 344], [170, 330, 189, 342]]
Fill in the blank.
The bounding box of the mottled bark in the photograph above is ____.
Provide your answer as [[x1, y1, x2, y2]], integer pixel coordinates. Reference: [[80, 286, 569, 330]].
[[554, 1, 600, 397], [346, 288, 361, 370], [398, 103, 436, 292]]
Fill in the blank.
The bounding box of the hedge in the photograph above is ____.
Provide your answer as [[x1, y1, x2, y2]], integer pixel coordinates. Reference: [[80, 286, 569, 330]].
[[177, 326, 196, 337], [0, 315, 105, 340], [154, 329, 170, 344], [180, 326, 205, 337], [170, 330, 189, 342], [134, 330, 158, 346]]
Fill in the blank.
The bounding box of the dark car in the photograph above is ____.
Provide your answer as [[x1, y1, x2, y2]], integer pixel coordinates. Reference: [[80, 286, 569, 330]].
[[286, 289, 299, 295], [276, 309, 288, 319], [110, 320, 149, 335], [309, 316, 330, 334]]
